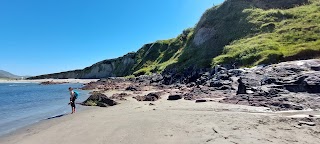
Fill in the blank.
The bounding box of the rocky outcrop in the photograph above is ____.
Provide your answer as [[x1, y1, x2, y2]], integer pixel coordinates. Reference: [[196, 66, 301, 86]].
[[82, 93, 118, 107], [193, 27, 216, 46], [125, 85, 142, 91], [82, 77, 129, 90], [39, 81, 68, 85], [79, 59, 320, 111], [220, 59, 320, 111], [109, 93, 130, 101], [161, 59, 320, 110], [133, 92, 163, 101]]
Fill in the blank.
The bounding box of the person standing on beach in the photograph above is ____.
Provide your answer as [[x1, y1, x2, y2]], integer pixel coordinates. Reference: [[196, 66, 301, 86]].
[[68, 87, 76, 114]]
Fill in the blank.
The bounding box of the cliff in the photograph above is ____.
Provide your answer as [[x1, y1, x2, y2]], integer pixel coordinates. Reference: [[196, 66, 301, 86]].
[[31, 53, 136, 79], [29, 0, 320, 79]]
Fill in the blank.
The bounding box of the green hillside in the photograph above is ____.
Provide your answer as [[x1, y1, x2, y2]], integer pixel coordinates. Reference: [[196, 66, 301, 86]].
[[31, 0, 320, 79], [132, 0, 319, 74], [213, 0, 320, 67], [131, 28, 194, 76]]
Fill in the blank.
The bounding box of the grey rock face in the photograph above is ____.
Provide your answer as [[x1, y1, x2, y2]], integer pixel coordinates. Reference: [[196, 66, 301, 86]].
[[29, 53, 136, 79], [221, 59, 320, 110]]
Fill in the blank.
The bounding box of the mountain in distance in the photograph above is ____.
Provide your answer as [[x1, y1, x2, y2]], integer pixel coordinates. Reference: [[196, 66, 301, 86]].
[[0, 70, 29, 79], [0, 70, 20, 79], [30, 0, 320, 79]]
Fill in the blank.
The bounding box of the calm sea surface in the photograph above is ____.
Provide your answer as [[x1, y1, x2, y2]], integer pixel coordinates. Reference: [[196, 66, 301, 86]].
[[0, 83, 90, 136]]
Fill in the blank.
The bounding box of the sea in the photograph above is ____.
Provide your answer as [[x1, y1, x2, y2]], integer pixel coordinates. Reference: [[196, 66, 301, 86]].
[[0, 83, 90, 136]]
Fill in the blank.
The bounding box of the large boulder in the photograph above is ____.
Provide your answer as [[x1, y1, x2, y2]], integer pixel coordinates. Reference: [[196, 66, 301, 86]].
[[237, 77, 246, 94], [82, 93, 118, 107], [209, 80, 223, 87], [125, 85, 142, 91], [167, 94, 183, 100], [133, 92, 163, 101], [150, 74, 164, 83], [109, 93, 130, 100]]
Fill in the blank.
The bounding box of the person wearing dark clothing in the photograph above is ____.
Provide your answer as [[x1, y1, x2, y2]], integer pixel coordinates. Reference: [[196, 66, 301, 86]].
[[68, 87, 76, 114]]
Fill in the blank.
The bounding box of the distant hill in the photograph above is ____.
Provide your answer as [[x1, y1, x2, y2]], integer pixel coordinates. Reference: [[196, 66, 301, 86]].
[[30, 0, 320, 79], [0, 70, 20, 79]]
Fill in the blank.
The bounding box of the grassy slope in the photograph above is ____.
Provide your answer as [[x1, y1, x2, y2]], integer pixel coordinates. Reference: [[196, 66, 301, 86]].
[[131, 28, 193, 76], [213, 0, 320, 67], [174, 1, 258, 69], [132, 0, 319, 75]]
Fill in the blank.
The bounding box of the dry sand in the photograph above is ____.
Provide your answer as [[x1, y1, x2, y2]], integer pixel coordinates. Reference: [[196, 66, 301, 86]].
[[0, 79, 98, 84], [0, 90, 319, 144]]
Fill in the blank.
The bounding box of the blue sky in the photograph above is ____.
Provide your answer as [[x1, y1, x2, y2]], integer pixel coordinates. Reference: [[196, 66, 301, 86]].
[[0, 0, 224, 76]]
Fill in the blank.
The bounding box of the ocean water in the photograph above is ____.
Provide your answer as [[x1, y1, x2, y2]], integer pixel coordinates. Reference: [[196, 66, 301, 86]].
[[0, 83, 90, 136]]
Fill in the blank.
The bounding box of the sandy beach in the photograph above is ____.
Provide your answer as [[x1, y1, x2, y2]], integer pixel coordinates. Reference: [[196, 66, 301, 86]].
[[1, 89, 319, 144], [0, 79, 98, 84]]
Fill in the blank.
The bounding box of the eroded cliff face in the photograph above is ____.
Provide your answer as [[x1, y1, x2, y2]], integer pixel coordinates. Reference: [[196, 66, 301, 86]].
[[193, 0, 310, 46], [30, 53, 136, 79], [30, 0, 317, 79]]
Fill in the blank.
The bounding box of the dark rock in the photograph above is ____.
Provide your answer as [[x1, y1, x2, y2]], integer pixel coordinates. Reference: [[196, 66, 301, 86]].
[[217, 74, 229, 80], [209, 80, 223, 87], [109, 93, 129, 100], [237, 77, 246, 94], [195, 99, 207, 103], [311, 66, 320, 71], [40, 81, 68, 85], [133, 92, 163, 101], [150, 74, 163, 83], [284, 84, 306, 92], [298, 121, 316, 126], [261, 77, 277, 85], [309, 115, 315, 117], [216, 85, 231, 90], [149, 103, 155, 106], [294, 105, 304, 110], [228, 69, 243, 77], [82, 93, 117, 107], [125, 85, 142, 91], [167, 95, 183, 100], [187, 82, 196, 87], [183, 93, 194, 100]]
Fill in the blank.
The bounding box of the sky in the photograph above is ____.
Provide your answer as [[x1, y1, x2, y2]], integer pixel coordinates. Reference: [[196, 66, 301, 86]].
[[0, 0, 224, 76]]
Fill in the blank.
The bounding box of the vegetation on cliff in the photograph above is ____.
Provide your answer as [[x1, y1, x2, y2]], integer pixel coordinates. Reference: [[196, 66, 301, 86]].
[[30, 0, 320, 79], [133, 0, 319, 72], [213, 0, 320, 67], [131, 28, 194, 76]]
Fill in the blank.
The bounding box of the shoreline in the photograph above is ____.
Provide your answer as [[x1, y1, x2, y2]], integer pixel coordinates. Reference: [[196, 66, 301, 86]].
[[0, 79, 99, 84], [0, 102, 91, 138], [0, 107, 96, 141], [1, 89, 319, 144], [0, 82, 93, 138]]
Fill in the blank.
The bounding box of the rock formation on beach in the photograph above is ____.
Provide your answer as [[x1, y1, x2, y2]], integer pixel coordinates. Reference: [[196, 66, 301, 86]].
[[82, 59, 320, 111], [82, 92, 118, 107], [29, 0, 319, 79], [39, 81, 68, 85]]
